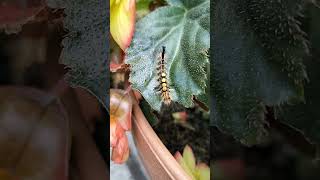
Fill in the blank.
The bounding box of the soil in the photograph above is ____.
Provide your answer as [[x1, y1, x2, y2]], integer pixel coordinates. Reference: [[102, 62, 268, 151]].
[[152, 102, 210, 164]]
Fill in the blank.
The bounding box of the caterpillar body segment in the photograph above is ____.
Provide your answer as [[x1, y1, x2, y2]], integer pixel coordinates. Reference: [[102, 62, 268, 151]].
[[155, 46, 172, 105]]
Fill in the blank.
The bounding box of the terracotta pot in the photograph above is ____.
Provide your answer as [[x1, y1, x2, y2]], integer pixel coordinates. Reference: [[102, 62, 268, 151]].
[[130, 92, 192, 180]]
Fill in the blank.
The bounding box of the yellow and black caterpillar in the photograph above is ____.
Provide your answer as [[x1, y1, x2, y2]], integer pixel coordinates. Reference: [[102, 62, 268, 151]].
[[155, 46, 172, 105]]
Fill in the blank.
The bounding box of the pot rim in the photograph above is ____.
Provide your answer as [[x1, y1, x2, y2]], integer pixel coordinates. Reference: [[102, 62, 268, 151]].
[[130, 91, 192, 180]]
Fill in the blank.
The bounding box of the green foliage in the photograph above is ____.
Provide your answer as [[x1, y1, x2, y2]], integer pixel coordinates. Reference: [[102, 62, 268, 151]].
[[175, 145, 210, 180], [140, 99, 159, 125], [212, 0, 310, 145], [136, 0, 153, 19], [309, 3, 320, 55], [47, 0, 109, 109], [126, 0, 210, 111], [275, 4, 320, 146], [276, 60, 320, 145]]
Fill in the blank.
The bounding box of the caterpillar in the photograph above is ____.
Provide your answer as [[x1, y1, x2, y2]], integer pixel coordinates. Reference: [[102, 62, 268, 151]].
[[155, 46, 172, 105]]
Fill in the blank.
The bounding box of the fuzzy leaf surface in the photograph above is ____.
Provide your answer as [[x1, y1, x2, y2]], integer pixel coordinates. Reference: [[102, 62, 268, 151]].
[[126, 0, 210, 111], [276, 5, 320, 147], [48, 0, 109, 109], [212, 0, 309, 145]]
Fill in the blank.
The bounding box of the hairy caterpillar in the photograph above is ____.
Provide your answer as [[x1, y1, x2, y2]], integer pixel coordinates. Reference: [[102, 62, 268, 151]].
[[155, 46, 172, 105]]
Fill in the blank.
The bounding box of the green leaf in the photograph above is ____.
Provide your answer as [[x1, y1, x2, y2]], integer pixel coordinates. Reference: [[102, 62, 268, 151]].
[[309, 3, 320, 55], [212, 0, 309, 145], [136, 0, 153, 19], [276, 59, 320, 146], [276, 4, 320, 146], [126, 0, 210, 111], [175, 151, 196, 179], [196, 163, 210, 180], [196, 54, 210, 108], [183, 145, 196, 173], [140, 99, 159, 126], [48, 0, 109, 110]]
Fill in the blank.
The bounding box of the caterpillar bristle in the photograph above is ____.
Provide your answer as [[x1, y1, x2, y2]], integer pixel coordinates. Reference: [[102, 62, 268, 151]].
[[155, 46, 172, 105]]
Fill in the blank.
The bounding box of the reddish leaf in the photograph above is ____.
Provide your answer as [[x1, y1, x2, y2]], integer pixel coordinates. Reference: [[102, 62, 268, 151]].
[[0, 0, 45, 34], [174, 151, 183, 163], [133, 90, 142, 102], [111, 134, 130, 164], [110, 89, 132, 164], [0, 87, 69, 180], [172, 111, 188, 123], [110, 39, 126, 72], [110, 89, 132, 131]]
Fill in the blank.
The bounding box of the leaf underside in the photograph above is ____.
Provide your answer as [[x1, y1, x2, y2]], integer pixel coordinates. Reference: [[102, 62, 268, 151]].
[[212, 0, 309, 145], [47, 0, 109, 110], [126, 0, 210, 111]]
